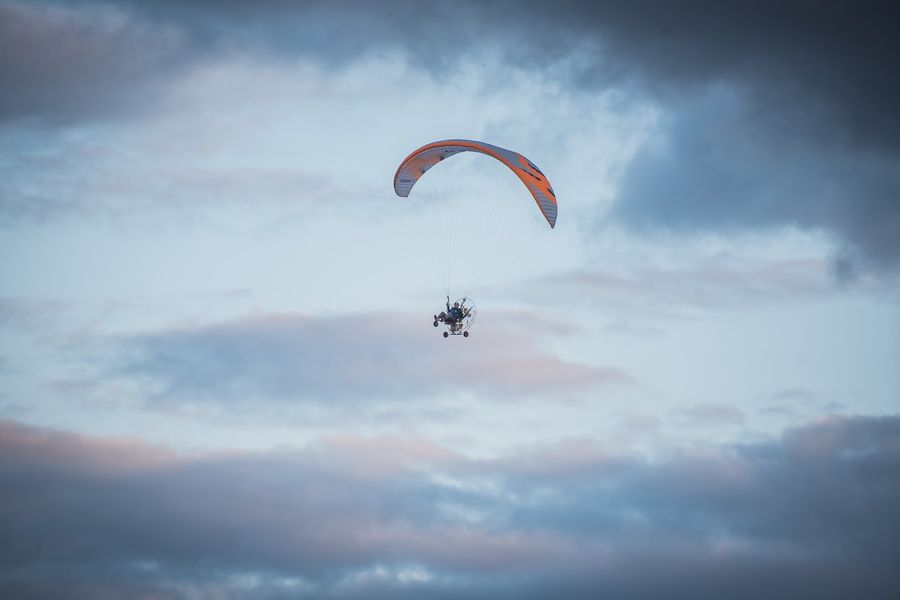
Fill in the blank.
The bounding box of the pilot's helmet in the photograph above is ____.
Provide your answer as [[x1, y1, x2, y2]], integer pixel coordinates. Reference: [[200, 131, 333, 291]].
[[453, 302, 460, 308]]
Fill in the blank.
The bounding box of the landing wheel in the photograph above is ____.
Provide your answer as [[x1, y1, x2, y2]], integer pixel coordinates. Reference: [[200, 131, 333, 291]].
[[463, 331, 469, 338], [433, 321, 438, 327], [443, 331, 449, 338]]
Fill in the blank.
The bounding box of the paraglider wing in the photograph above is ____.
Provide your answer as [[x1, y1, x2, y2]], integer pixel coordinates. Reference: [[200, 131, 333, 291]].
[[393, 139, 558, 228]]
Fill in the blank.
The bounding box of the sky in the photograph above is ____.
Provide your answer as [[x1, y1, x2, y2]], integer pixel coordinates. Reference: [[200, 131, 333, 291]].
[[1, 0, 899, 597]]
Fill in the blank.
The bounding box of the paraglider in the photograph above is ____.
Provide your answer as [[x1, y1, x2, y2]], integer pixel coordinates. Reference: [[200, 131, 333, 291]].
[[394, 139, 558, 228], [434, 297, 476, 337], [394, 139, 557, 338]]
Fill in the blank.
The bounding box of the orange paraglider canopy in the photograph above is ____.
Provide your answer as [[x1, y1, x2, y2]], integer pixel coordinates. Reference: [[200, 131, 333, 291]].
[[393, 139, 557, 228]]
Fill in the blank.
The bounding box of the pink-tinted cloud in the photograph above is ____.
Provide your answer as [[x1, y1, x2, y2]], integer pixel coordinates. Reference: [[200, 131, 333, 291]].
[[0, 419, 175, 473], [2, 415, 899, 598], [118, 310, 630, 406]]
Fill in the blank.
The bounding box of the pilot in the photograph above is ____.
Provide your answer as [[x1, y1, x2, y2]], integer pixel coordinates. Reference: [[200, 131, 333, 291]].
[[448, 302, 463, 323]]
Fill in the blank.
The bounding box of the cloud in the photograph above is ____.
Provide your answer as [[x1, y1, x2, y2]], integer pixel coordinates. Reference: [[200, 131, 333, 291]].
[[0, 1, 187, 122], [118, 311, 629, 406], [0, 148, 370, 224], [0, 0, 495, 123], [0, 419, 174, 473], [512, 255, 871, 321], [12, 1, 899, 152], [0, 297, 68, 332], [676, 403, 745, 426], [508, 246, 900, 346], [4, 1, 898, 270], [1, 414, 898, 598], [610, 85, 900, 274], [99, 0, 900, 159]]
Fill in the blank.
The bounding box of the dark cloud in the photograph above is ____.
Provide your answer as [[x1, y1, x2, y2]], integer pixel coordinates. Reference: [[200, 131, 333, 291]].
[[0, 1, 188, 122], [0, 0, 483, 123], [13, 0, 899, 139], [118, 311, 627, 406], [535, 1, 900, 273], [113, 0, 900, 150], [4, 1, 899, 269], [1, 414, 899, 598], [609, 85, 900, 275]]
